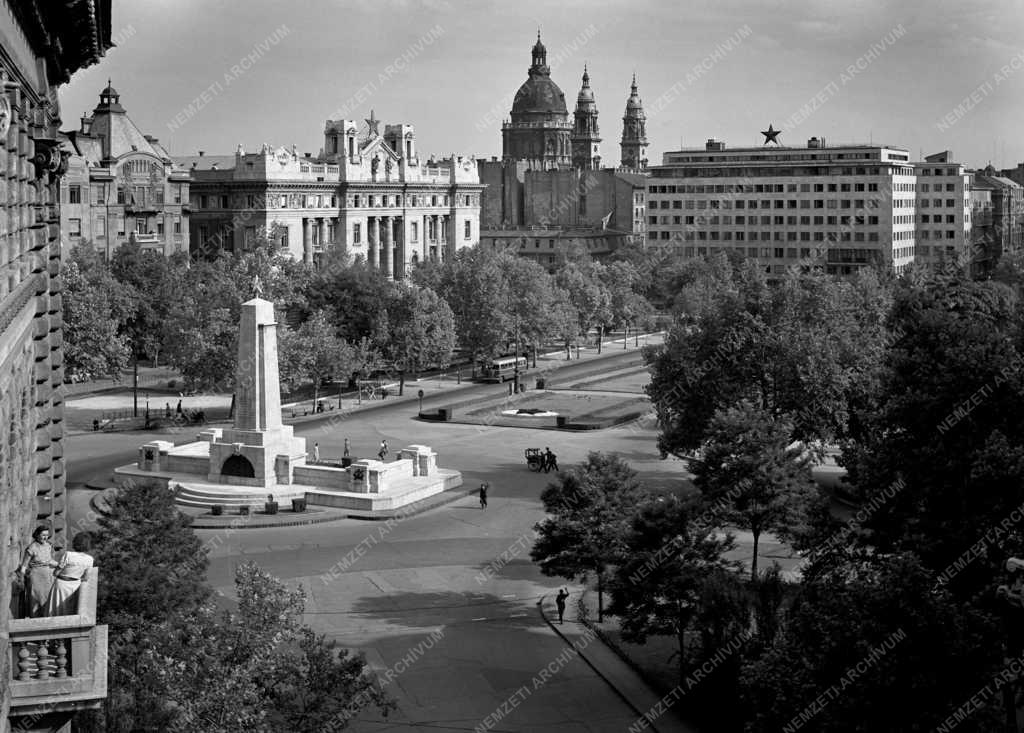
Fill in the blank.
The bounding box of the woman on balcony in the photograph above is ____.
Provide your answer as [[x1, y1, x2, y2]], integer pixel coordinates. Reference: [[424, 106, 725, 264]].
[[15, 526, 59, 617], [46, 532, 94, 616]]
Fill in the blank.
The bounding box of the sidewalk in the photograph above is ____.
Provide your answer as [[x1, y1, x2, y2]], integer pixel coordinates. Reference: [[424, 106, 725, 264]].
[[63, 333, 665, 436], [538, 590, 698, 733]]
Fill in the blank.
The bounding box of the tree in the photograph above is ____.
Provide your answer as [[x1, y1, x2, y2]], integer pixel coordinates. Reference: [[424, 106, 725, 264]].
[[411, 247, 510, 370], [530, 452, 647, 620], [600, 260, 653, 344], [842, 274, 1024, 594], [556, 260, 612, 353], [303, 252, 391, 341], [62, 246, 135, 381], [279, 310, 361, 408], [109, 242, 185, 366], [741, 553, 1004, 733], [691, 401, 822, 582], [87, 491, 393, 732], [609, 494, 744, 685], [646, 263, 891, 456], [504, 256, 563, 365], [375, 285, 456, 395], [141, 563, 394, 731], [90, 479, 212, 731]]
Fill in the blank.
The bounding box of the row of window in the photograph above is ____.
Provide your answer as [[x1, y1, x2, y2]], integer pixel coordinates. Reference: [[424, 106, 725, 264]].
[[67, 184, 185, 206], [653, 166, 914, 179], [649, 214, 884, 226], [192, 192, 473, 210], [651, 230, 883, 242], [68, 216, 183, 237], [649, 182, 885, 195], [651, 198, 891, 211], [673, 244, 957, 259]]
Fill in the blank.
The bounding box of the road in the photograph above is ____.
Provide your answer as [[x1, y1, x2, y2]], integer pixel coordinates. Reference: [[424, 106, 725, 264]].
[[65, 345, 671, 732]]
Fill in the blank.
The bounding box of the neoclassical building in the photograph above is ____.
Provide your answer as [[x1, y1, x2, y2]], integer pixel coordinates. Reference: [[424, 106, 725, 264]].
[[180, 113, 483, 277], [59, 84, 192, 257], [0, 0, 111, 729]]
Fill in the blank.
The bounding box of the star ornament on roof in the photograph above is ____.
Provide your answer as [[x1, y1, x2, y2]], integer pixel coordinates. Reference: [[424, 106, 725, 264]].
[[761, 124, 782, 145], [365, 110, 381, 137]]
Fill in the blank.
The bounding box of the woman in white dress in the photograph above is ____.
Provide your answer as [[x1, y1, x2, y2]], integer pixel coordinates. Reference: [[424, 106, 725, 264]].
[[46, 532, 94, 617], [16, 526, 59, 617]]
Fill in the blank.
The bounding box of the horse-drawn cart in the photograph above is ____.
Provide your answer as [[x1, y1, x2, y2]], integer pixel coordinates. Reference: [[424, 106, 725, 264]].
[[525, 448, 544, 472]]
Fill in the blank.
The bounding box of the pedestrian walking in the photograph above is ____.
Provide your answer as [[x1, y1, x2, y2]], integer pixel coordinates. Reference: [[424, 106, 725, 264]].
[[378, 439, 389, 461], [555, 588, 569, 624], [313, 442, 320, 462], [543, 447, 558, 473], [165, 402, 171, 419], [343, 438, 351, 458], [479, 482, 488, 509]]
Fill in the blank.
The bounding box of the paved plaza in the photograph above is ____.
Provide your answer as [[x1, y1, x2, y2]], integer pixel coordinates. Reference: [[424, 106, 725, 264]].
[[62, 340, 801, 732]]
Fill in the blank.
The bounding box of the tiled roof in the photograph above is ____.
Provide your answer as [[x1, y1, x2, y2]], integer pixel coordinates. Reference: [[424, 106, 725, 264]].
[[173, 155, 237, 171]]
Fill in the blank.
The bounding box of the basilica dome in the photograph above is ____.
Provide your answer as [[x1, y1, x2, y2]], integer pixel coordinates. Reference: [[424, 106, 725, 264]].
[[511, 76, 567, 116]]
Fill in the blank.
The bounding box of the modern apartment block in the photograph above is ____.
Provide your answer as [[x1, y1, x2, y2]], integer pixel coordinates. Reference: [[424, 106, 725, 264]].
[[912, 151, 971, 266], [646, 137, 931, 276]]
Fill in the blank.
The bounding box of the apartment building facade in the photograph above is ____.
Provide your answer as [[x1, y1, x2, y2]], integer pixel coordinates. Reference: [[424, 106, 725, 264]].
[[646, 137, 935, 276]]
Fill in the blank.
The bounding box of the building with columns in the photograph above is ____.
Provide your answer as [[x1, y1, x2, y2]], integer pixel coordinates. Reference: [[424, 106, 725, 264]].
[[59, 84, 192, 258], [0, 0, 111, 728], [179, 113, 483, 277]]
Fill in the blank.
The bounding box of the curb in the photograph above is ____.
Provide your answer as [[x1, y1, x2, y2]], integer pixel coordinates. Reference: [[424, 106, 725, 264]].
[[537, 593, 667, 733], [89, 484, 478, 529]]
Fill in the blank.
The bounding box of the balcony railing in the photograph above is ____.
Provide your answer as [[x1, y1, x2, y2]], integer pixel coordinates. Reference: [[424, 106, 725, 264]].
[[8, 569, 108, 726]]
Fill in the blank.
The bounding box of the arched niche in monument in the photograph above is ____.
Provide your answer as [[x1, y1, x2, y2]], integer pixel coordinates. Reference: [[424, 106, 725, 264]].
[[221, 454, 256, 478]]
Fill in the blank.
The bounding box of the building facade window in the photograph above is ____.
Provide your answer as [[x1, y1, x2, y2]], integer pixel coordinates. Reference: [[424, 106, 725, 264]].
[[464, 220, 471, 239], [69, 218, 81, 236], [353, 222, 361, 243], [68, 186, 81, 204], [174, 216, 182, 234], [411, 222, 418, 242]]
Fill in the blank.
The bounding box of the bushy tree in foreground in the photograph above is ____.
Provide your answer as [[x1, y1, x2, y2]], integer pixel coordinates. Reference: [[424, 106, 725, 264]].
[[531, 452, 647, 620]]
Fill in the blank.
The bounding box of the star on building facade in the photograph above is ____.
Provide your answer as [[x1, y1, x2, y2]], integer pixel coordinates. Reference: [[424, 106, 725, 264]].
[[761, 124, 782, 145]]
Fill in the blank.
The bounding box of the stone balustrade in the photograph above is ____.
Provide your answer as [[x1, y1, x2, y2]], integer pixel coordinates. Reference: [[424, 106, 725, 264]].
[[8, 568, 109, 727]]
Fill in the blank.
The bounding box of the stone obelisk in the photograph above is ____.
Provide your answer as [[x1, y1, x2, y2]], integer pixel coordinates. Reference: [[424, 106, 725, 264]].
[[207, 290, 306, 487], [234, 297, 283, 432]]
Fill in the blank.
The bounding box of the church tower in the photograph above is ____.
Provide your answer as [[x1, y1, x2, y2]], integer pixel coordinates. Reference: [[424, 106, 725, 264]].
[[571, 65, 601, 170], [620, 74, 648, 170]]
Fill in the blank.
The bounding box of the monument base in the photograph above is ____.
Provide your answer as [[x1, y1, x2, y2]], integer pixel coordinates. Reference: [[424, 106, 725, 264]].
[[113, 440, 462, 515]]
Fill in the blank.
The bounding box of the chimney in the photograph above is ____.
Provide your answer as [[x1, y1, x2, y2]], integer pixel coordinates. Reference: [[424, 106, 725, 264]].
[[807, 137, 821, 149], [705, 138, 725, 151], [198, 150, 205, 157], [80, 116, 92, 134]]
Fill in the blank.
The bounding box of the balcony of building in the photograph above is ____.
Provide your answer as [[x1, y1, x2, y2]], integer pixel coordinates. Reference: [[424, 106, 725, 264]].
[[8, 569, 108, 732]]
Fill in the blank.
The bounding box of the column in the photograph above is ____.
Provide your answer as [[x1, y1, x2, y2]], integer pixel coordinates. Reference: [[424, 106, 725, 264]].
[[395, 217, 405, 279], [302, 218, 312, 265], [381, 216, 393, 280], [444, 214, 454, 260], [317, 218, 326, 251], [367, 216, 378, 269]]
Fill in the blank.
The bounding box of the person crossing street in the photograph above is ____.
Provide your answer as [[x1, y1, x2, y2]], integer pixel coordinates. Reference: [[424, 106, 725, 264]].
[[479, 482, 488, 509]]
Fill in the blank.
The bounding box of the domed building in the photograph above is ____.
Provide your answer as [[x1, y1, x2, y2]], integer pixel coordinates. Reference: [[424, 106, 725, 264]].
[[501, 33, 573, 169]]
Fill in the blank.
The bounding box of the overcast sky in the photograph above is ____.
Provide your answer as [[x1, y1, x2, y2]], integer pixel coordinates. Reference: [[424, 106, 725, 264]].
[[59, 0, 1024, 168]]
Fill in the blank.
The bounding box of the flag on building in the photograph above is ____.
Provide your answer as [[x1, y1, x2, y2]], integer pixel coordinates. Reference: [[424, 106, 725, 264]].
[[601, 211, 613, 229]]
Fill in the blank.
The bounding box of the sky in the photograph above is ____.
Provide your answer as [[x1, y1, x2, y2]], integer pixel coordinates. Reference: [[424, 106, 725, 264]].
[[59, 0, 1024, 169]]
